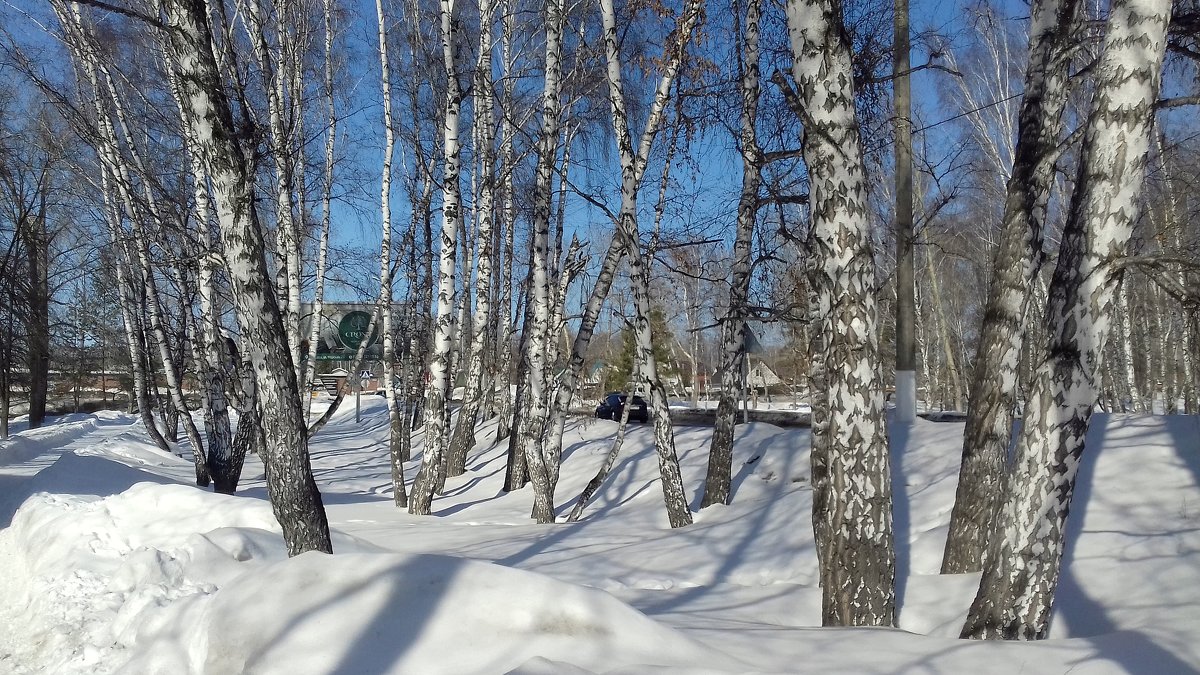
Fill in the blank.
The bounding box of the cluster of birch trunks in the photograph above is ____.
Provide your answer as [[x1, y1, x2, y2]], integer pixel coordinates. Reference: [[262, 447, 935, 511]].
[[1, 0, 1192, 643]]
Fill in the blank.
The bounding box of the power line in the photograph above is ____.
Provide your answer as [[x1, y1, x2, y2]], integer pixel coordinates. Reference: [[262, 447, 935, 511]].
[[913, 91, 1024, 135]]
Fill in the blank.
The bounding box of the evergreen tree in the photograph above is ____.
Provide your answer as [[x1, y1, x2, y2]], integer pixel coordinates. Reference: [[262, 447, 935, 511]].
[[607, 307, 677, 392]]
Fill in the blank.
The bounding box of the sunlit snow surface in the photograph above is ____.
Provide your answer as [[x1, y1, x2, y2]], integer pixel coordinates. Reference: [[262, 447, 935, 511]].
[[1, 397, 1198, 673]]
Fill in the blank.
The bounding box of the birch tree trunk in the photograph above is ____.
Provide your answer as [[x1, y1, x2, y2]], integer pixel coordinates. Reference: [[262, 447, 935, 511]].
[[304, 0, 338, 420], [1108, 279, 1137, 408], [539, 0, 703, 523], [1154, 131, 1194, 414], [787, 0, 894, 625], [568, 356, 640, 523], [962, 0, 1171, 637], [92, 56, 213, 486], [374, 0, 407, 508], [598, 0, 699, 529], [243, 0, 305, 385], [58, 10, 180, 459], [161, 0, 332, 555], [926, 249, 965, 410], [703, 0, 760, 509], [99, 175, 169, 453], [410, 0, 465, 515], [447, 0, 499, 478], [941, 0, 1080, 575], [514, 0, 568, 522], [492, 1, 518, 442]]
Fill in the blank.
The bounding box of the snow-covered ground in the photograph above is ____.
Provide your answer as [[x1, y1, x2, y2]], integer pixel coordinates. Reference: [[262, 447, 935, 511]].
[[0, 397, 1197, 674]]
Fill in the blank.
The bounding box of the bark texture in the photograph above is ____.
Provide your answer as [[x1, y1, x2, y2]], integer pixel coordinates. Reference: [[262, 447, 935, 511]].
[[962, 0, 1170, 638], [410, 0, 465, 515], [787, 0, 895, 626], [162, 0, 331, 555], [703, 0, 760, 509], [943, 0, 1081, 575]]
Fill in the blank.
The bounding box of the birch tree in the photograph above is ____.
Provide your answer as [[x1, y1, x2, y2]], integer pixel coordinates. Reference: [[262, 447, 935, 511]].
[[447, 0, 500, 479], [786, 0, 894, 626], [962, 0, 1172, 637], [241, 0, 307, 384], [410, 0, 466, 515], [303, 0, 339, 419], [539, 0, 704, 528], [374, 0, 407, 507], [517, 0, 569, 523], [158, 0, 332, 555], [703, 0, 760, 509], [941, 0, 1082, 575]]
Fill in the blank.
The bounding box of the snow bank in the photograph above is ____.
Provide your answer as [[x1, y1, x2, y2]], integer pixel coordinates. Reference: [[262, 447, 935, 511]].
[[0, 455, 732, 674]]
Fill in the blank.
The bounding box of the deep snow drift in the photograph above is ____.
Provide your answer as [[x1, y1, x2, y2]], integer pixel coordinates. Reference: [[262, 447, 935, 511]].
[[0, 397, 1197, 674]]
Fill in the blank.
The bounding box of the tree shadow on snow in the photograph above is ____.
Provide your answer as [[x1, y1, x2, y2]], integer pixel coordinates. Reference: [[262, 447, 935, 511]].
[[0, 452, 175, 528], [888, 416, 913, 611], [1053, 414, 1197, 673]]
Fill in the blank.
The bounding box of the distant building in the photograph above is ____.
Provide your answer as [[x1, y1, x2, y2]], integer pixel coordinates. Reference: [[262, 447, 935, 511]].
[[747, 358, 783, 390]]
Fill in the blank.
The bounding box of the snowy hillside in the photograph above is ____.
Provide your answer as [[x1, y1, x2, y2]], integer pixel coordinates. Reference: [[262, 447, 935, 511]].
[[1, 398, 1197, 674]]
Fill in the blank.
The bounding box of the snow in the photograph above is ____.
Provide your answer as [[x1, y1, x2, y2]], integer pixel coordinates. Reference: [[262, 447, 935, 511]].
[[1, 398, 1199, 673]]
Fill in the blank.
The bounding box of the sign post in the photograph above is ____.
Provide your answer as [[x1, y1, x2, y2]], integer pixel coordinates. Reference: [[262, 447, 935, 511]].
[[742, 327, 763, 424]]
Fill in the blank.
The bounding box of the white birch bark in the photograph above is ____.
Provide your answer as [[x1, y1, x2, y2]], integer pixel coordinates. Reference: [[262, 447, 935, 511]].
[[515, 0, 568, 522], [567, 355, 640, 523], [242, 0, 305, 385], [161, 60, 237, 491], [97, 168, 169, 453], [540, 0, 704, 524], [410, 0, 465, 515], [58, 9, 213, 484], [374, 0, 407, 508], [962, 0, 1171, 638], [704, 0, 760, 509], [160, 0, 332, 555], [447, 0, 499, 478], [54, 8, 168, 454], [492, 2, 518, 442], [597, 0, 699, 528], [942, 0, 1081, 575], [304, 0, 338, 420], [787, 0, 894, 625], [1154, 131, 1195, 413]]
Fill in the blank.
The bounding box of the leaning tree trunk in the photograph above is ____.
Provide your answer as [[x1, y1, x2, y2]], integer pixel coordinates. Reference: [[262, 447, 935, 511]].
[[410, 0, 464, 516], [962, 0, 1170, 638], [87, 139, 168, 453], [941, 0, 1081, 575], [539, 0, 703, 515], [568, 358, 640, 522], [703, 0, 760, 509], [244, 0, 305, 386], [598, 0, 699, 529], [161, 0, 331, 556], [787, 0, 894, 626]]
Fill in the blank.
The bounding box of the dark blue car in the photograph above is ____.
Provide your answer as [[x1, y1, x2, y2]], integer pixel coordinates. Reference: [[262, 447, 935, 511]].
[[595, 392, 649, 423]]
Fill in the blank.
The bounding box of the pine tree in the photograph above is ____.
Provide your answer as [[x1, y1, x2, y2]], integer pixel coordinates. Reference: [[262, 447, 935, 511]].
[[607, 307, 677, 392]]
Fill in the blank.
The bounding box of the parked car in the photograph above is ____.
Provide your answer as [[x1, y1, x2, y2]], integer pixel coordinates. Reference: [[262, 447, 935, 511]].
[[595, 392, 649, 423]]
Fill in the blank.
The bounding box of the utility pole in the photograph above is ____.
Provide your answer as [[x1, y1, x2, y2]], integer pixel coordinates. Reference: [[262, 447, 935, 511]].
[[894, 0, 917, 423]]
